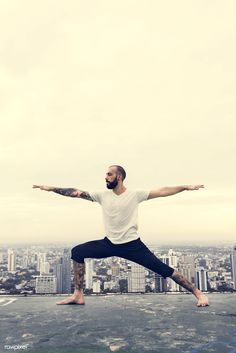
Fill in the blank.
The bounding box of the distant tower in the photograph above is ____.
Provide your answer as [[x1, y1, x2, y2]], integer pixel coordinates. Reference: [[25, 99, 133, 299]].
[[161, 252, 180, 292], [54, 259, 63, 293], [111, 262, 120, 277], [54, 249, 71, 294], [128, 262, 145, 293], [179, 254, 196, 284], [93, 279, 101, 293], [85, 258, 94, 290], [196, 267, 208, 291], [7, 249, 16, 272], [61, 249, 71, 293], [230, 244, 236, 290], [154, 273, 167, 292], [40, 261, 50, 275], [168, 249, 178, 268], [37, 253, 46, 271]]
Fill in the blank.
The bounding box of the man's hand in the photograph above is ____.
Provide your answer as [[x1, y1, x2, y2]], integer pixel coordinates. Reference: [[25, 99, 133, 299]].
[[185, 185, 204, 190]]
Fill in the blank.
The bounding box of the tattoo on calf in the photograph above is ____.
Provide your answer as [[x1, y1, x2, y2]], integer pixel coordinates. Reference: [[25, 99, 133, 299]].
[[52, 187, 78, 197], [73, 261, 85, 290], [171, 271, 196, 293]]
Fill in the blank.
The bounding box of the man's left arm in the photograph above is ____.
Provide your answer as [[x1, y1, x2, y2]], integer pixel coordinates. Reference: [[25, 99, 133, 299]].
[[147, 185, 204, 199]]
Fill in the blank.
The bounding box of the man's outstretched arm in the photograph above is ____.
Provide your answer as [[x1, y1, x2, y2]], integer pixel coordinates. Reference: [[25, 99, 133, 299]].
[[147, 185, 204, 199], [32, 185, 94, 201]]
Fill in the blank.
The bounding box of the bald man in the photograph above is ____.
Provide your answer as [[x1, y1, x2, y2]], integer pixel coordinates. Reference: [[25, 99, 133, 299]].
[[33, 165, 209, 307]]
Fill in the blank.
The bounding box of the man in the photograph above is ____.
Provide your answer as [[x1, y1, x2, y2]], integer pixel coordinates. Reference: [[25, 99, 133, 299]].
[[33, 165, 209, 307]]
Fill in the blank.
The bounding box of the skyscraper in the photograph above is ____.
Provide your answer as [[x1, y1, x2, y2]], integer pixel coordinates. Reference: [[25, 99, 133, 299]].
[[54, 249, 71, 294], [37, 253, 46, 272], [128, 261, 145, 293], [161, 252, 180, 291], [85, 258, 94, 290], [154, 273, 167, 292], [40, 261, 50, 275], [230, 244, 236, 290], [196, 267, 208, 291], [7, 249, 16, 272]]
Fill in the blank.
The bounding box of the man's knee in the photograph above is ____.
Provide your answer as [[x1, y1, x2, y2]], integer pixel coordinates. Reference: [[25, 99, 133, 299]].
[[159, 266, 175, 279], [71, 244, 85, 263]]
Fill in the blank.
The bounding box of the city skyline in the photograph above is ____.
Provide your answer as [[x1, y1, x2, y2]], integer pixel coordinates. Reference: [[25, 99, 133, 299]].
[[1, 243, 235, 295]]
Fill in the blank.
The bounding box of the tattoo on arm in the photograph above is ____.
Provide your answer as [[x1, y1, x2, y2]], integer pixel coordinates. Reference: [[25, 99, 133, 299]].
[[51, 187, 94, 201], [79, 191, 94, 202], [51, 188, 78, 197]]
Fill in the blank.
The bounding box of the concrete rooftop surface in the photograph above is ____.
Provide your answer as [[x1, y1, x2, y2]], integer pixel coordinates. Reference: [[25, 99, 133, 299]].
[[0, 294, 236, 353]]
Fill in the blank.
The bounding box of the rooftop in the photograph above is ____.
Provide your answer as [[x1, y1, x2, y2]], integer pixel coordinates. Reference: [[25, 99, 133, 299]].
[[1, 293, 236, 353]]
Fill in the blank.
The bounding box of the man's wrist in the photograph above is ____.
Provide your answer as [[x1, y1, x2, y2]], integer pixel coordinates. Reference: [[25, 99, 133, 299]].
[[41, 185, 52, 191], [183, 185, 189, 191]]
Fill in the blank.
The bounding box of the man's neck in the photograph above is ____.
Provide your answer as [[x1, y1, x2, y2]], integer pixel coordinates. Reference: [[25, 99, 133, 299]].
[[112, 185, 127, 196]]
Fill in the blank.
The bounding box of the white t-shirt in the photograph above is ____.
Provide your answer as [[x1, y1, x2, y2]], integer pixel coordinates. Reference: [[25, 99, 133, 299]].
[[89, 189, 150, 244]]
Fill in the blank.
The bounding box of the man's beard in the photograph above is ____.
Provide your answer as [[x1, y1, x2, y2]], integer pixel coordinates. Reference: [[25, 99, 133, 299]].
[[106, 176, 118, 189]]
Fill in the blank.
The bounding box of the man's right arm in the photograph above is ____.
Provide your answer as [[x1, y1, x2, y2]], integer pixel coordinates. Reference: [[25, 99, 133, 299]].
[[32, 185, 94, 202]]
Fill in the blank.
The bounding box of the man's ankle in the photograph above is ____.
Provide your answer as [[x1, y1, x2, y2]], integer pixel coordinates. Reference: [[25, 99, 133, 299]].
[[193, 288, 203, 298], [73, 290, 83, 297]]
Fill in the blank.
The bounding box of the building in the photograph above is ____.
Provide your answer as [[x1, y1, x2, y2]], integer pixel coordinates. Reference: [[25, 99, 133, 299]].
[[128, 261, 145, 293], [154, 273, 167, 292], [196, 267, 208, 291], [161, 253, 180, 292], [35, 275, 57, 294], [111, 262, 120, 277], [54, 249, 72, 294], [230, 244, 236, 290], [179, 254, 196, 284], [37, 253, 46, 272], [40, 261, 50, 275], [93, 279, 101, 293], [7, 249, 16, 272], [85, 258, 94, 289]]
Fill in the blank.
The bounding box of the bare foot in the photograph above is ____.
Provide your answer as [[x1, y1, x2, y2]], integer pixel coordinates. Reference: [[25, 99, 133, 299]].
[[56, 295, 85, 305], [196, 293, 209, 307]]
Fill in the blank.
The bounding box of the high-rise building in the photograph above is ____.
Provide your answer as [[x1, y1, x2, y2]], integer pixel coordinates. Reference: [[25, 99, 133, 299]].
[[168, 249, 178, 268], [230, 244, 236, 290], [54, 249, 71, 294], [54, 260, 63, 293], [93, 279, 101, 293], [35, 275, 57, 293], [179, 254, 196, 284], [196, 267, 208, 291], [7, 249, 16, 272], [40, 261, 50, 275], [154, 273, 167, 292], [128, 262, 145, 293], [85, 258, 94, 289], [161, 253, 180, 291], [111, 262, 120, 277], [37, 253, 46, 271]]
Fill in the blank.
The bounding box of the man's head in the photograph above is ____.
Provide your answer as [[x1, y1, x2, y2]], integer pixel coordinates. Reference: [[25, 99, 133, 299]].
[[105, 165, 126, 189]]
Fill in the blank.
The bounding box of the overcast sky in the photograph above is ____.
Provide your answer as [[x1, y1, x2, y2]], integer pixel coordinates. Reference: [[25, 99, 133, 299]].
[[0, 1, 235, 246]]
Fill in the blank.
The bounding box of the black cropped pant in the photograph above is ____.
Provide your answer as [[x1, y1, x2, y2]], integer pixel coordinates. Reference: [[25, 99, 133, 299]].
[[71, 236, 174, 278]]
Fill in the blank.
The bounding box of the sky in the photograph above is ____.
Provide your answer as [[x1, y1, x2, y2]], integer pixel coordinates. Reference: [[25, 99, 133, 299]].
[[0, 0, 236, 246]]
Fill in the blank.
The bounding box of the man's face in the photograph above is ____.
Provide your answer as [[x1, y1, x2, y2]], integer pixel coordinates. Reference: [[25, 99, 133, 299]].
[[105, 167, 119, 189]]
